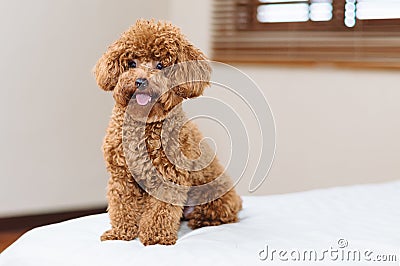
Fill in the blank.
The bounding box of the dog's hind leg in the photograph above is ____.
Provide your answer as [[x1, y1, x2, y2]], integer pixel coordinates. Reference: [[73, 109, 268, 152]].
[[187, 189, 242, 229]]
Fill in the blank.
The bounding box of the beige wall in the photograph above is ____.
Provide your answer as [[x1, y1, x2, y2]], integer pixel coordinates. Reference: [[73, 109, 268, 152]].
[[166, 0, 400, 196], [231, 66, 400, 195], [1, 0, 399, 216], [0, 0, 169, 216]]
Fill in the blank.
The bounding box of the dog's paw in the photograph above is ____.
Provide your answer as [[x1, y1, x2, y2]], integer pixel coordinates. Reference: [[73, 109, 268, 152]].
[[101, 229, 120, 241], [138, 225, 177, 246], [100, 228, 137, 241], [186, 207, 237, 229], [138, 232, 177, 246], [188, 217, 224, 229]]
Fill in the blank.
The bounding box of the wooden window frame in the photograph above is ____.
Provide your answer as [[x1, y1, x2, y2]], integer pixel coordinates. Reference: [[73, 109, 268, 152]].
[[212, 0, 400, 68]]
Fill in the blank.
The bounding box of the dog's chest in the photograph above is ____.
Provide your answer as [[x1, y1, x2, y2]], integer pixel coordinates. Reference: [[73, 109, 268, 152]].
[[122, 122, 160, 178], [121, 116, 184, 181]]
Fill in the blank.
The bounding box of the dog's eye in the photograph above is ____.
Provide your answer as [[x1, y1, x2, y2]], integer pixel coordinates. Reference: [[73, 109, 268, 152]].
[[128, 61, 137, 68], [156, 62, 163, 70]]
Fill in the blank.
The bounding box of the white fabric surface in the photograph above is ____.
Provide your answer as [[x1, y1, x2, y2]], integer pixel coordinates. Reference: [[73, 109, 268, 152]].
[[1, 181, 399, 266]]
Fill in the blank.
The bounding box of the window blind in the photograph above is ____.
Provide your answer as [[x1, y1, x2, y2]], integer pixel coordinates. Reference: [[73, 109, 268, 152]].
[[212, 0, 400, 67]]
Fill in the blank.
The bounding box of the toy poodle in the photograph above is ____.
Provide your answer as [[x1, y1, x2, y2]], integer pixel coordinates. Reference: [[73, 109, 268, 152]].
[[94, 19, 242, 246]]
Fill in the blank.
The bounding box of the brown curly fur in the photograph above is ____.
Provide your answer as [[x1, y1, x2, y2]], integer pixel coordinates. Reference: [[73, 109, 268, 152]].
[[94, 19, 242, 246]]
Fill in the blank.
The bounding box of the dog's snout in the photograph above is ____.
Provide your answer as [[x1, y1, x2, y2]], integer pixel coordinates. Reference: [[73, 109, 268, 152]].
[[135, 78, 148, 90]]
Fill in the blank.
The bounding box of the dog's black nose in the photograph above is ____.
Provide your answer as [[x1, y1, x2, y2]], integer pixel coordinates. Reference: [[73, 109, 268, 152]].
[[135, 78, 148, 90]]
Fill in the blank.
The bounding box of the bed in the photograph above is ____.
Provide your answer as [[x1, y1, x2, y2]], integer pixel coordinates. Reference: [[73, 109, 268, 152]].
[[1, 181, 399, 266]]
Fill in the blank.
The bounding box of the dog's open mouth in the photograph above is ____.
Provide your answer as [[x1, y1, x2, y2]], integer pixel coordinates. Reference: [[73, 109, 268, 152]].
[[133, 92, 159, 106], [135, 93, 152, 105]]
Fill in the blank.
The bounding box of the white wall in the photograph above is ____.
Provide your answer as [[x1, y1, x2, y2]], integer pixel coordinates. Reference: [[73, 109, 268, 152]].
[[1, 0, 399, 217]]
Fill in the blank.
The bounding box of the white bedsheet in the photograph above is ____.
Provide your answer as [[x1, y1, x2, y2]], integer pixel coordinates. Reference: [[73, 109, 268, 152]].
[[1, 181, 399, 266]]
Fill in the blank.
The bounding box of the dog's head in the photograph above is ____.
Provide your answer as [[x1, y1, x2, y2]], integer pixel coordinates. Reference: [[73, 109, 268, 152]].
[[94, 19, 211, 122]]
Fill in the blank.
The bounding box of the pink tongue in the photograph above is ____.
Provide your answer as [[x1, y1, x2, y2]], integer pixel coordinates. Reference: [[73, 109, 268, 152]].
[[136, 94, 151, 106]]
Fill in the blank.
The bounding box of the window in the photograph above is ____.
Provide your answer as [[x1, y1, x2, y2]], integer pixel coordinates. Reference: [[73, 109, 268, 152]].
[[257, 0, 333, 23], [212, 0, 400, 67]]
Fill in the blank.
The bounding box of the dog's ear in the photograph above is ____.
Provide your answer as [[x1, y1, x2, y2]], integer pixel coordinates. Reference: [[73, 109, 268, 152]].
[[171, 44, 211, 99], [94, 41, 125, 91]]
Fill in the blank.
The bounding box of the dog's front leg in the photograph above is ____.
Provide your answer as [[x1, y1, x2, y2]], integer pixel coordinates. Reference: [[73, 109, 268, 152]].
[[101, 170, 146, 241], [138, 196, 183, 246]]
